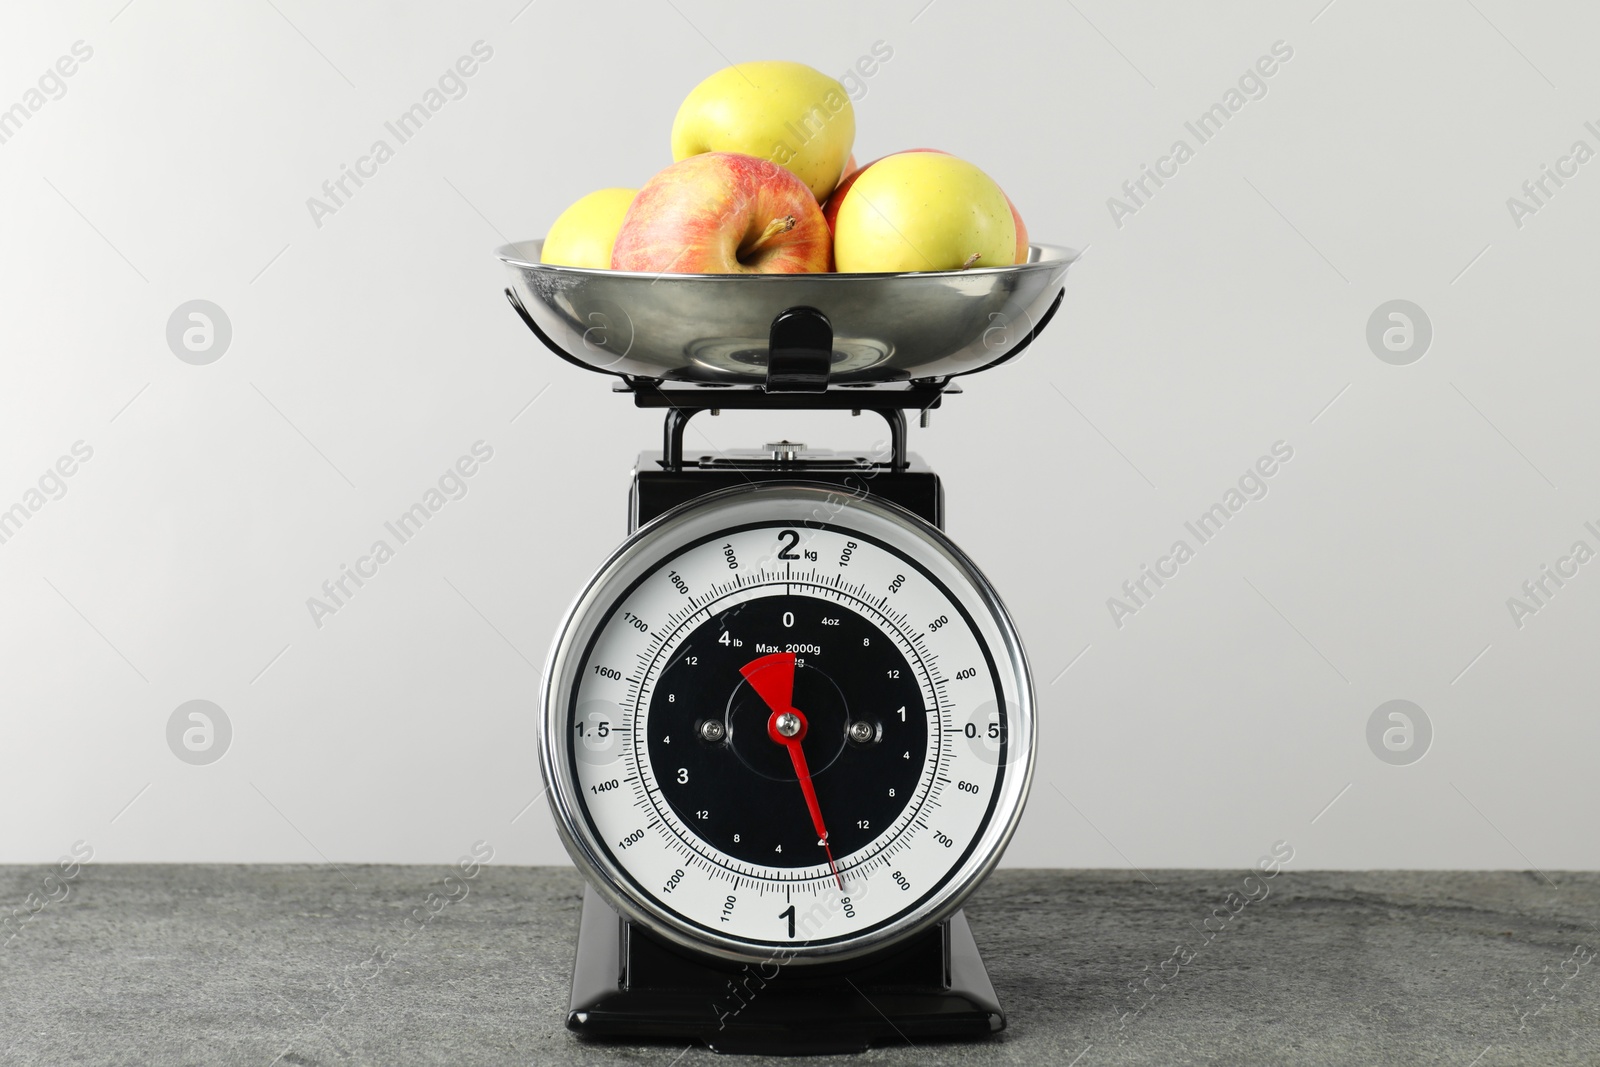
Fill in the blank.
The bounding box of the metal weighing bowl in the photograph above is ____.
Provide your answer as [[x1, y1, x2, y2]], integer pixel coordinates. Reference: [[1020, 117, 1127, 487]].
[[496, 240, 1076, 385]]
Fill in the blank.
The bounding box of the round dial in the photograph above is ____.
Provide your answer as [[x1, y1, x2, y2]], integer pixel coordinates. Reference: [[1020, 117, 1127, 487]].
[[542, 484, 1034, 964]]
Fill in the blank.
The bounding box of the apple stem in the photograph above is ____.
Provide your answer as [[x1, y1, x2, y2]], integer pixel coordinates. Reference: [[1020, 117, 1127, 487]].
[[961, 252, 982, 270], [744, 215, 797, 257]]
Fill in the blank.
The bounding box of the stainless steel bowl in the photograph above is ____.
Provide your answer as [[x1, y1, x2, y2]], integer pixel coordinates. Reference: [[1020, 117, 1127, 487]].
[[496, 240, 1076, 384]]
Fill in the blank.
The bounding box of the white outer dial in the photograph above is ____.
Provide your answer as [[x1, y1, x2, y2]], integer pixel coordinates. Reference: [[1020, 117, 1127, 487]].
[[541, 484, 1034, 964]]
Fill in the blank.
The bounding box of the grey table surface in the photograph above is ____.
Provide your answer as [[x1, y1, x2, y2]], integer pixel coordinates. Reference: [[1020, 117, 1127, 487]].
[[2, 865, 1597, 1066]]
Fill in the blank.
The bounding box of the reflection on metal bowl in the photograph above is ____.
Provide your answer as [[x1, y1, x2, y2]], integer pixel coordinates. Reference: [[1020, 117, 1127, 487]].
[[496, 240, 1075, 384]]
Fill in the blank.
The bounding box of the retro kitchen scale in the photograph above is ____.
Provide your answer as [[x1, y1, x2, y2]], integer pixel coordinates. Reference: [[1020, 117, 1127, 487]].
[[497, 240, 1073, 1054]]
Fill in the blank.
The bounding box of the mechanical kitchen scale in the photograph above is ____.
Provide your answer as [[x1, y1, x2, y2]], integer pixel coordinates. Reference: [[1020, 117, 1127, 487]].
[[497, 240, 1074, 1055]]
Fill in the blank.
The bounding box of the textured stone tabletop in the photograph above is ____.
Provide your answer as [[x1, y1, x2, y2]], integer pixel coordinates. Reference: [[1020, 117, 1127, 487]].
[[3, 866, 1597, 1065]]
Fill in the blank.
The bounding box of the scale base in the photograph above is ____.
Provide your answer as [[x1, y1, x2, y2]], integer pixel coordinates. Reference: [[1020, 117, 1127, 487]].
[[566, 885, 1004, 1055]]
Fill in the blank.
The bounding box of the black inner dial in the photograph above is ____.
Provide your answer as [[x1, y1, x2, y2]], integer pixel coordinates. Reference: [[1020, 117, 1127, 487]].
[[646, 593, 929, 869]]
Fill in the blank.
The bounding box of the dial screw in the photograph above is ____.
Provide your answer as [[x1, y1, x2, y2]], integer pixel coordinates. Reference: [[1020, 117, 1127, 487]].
[[699, 719, 726, 743], [774, 712, 803, 738], [849, 721, 875, 743]]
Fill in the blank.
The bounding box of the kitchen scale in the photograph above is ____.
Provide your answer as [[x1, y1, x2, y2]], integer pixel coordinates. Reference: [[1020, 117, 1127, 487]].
[[498, 240, 1074, 1055]]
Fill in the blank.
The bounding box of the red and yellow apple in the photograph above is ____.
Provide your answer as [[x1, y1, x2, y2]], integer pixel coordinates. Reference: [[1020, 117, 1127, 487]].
[[611, 152, 831, 274], [540, 187, 638, 268], [824, 149, 1028, 265], [671, 61, 855, 202], [829, 151, 1017, 273]]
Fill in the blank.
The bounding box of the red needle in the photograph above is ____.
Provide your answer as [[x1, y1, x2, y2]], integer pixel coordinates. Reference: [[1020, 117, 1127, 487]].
[[740, 652, 845, 891], [740, 650, 797, 718]]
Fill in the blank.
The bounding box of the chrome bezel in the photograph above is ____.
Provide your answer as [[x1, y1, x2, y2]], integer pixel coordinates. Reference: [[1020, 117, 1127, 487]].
[[539, 483, 1036, 965]]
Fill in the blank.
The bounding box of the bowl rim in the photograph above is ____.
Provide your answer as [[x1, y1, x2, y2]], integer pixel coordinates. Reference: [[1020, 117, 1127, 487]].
[[494, 239, 1078, 280]]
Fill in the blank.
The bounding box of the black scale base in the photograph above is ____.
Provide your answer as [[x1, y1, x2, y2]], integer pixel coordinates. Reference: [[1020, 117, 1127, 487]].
[[569, 450, 999, 1054], [567, 886, 1005, 1055], [540, 303, 1022, 1053]]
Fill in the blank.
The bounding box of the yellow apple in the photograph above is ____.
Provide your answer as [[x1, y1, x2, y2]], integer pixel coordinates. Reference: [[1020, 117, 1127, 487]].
[[833, 152, 1017, 273], [671, 61, 855, 202], [541, 188, 638, 268], [825, 149, 1029, 263]]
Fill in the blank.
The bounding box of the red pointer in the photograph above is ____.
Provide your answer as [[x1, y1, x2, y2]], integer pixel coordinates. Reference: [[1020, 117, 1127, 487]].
[[740, 651, 845, 891]]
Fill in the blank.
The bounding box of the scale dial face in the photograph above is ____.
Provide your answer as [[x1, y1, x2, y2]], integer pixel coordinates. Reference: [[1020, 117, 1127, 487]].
[[541, 484, 1034, 964]]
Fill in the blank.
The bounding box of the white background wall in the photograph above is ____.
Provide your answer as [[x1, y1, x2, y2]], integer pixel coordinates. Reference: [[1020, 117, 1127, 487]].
[[3, 0, 1596, 874]]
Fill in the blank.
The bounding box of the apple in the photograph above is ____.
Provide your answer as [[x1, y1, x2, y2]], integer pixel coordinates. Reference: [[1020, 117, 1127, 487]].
[[831, 151, 1017, 273], [671, 61, 855, 202], [821, 159, 870, 231], [611, 152, 831, 274], [540, 187, 638, 268], [824, 149, 1028, 264], [1008, 193, 1031, 263]]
